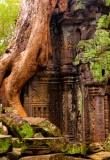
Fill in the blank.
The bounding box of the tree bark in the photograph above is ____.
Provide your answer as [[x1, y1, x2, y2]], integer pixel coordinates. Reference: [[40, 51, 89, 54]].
[[0, 0, 68, 117]]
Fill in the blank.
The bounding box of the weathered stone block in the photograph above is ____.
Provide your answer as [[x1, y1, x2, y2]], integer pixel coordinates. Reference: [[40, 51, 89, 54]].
[[65, 156, 90, 160], [22, 137, 70, 155], [24, 117, 61, 137], [19, 153, 65, 160], [3, 107, 18, 115], [0, 122, 8, 135], [104, 134, 110, 151], [12, 138, 22, 148], [66, 143, 87, 156], [86, 151, 110, 160], [87, 142, 104, 154], [7, 148, 22, 160], [34, 133, 44, 138], [1, 114, 35, 139], [0, 135, 12, 154]]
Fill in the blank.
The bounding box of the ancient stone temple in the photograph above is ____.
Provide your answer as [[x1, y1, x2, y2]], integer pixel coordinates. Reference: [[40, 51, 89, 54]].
[[22, 0, 110, 144]]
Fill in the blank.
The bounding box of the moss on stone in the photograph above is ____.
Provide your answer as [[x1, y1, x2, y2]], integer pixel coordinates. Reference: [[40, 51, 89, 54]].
[[94, 30, 110, 46], [0, 135, 12, 154], [97, 14, 110, 29], [61, 143, 70, 153], [67, 143, 87, 155], [35, 120, 61, 137], [104, 134, 110, 151], [12, 138, 22, 148], [77, 87, 83, 116], [74, 29, 110, 83], [81, 143, 87, 155], [75, 39, 96, 64], [68, 147, 80, 155], [22, 137, 70, 154], [90, 52, 110, 83], [76, 1, 83, 10], [0, 129, 4, 135], [14, 122, 35, 139]]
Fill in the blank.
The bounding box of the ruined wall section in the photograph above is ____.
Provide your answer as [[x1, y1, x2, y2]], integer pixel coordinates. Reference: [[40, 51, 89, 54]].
[[23, 0, 110, 143], [71, 0, 110, 143]]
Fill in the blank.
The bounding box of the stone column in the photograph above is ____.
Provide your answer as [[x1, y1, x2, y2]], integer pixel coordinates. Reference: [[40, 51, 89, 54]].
[[59, 22, 78, 140], [104, 95, 109, 138], [60, 64, 77, 140], [84, 86, 105, 143]]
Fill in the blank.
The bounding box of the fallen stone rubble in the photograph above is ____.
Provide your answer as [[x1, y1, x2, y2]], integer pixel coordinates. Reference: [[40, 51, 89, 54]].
[[0, 111, 109, 160]]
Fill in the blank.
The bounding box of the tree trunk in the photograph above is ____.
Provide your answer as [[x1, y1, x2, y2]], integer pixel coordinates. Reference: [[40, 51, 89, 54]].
[[0, 0, 68, 117]]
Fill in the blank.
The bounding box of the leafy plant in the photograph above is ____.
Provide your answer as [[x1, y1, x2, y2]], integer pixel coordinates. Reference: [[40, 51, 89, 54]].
[[0, 0, 20, 55]]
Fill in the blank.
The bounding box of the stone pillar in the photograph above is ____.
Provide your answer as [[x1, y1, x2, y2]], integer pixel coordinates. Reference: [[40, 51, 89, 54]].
[[61, 76, 76, 139], [60, 64, 77, 140], [84, 86, 105, 143], [104, 84, 110, 138], [104, 95, 109, 138], [58, 21, 78, 140]]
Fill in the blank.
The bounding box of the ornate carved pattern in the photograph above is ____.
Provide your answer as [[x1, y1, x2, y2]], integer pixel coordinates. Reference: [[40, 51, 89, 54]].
[[23, 70, 62, 129], [30, 103, 49, 119]]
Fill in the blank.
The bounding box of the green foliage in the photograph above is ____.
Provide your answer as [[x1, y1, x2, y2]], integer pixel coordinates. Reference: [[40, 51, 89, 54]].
[[106, 0, 110, 6], [0, 0, 20, 55]]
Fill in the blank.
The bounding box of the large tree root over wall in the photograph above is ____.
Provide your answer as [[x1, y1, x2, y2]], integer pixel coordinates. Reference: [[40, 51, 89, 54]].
[[0, 0, 68, 117]]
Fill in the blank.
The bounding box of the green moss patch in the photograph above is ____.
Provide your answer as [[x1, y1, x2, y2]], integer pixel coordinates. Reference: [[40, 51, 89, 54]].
[[14, 122, 34, 139], [67, 143, 87, 155], [97, 14, 110, 29], [0, 135, 12, 154], [74, 29, 110, 83]]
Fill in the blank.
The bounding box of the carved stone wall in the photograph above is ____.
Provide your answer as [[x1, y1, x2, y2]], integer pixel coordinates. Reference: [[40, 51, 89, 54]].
[[23, 0, 110, 144], [23, 66, 62, 129]]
